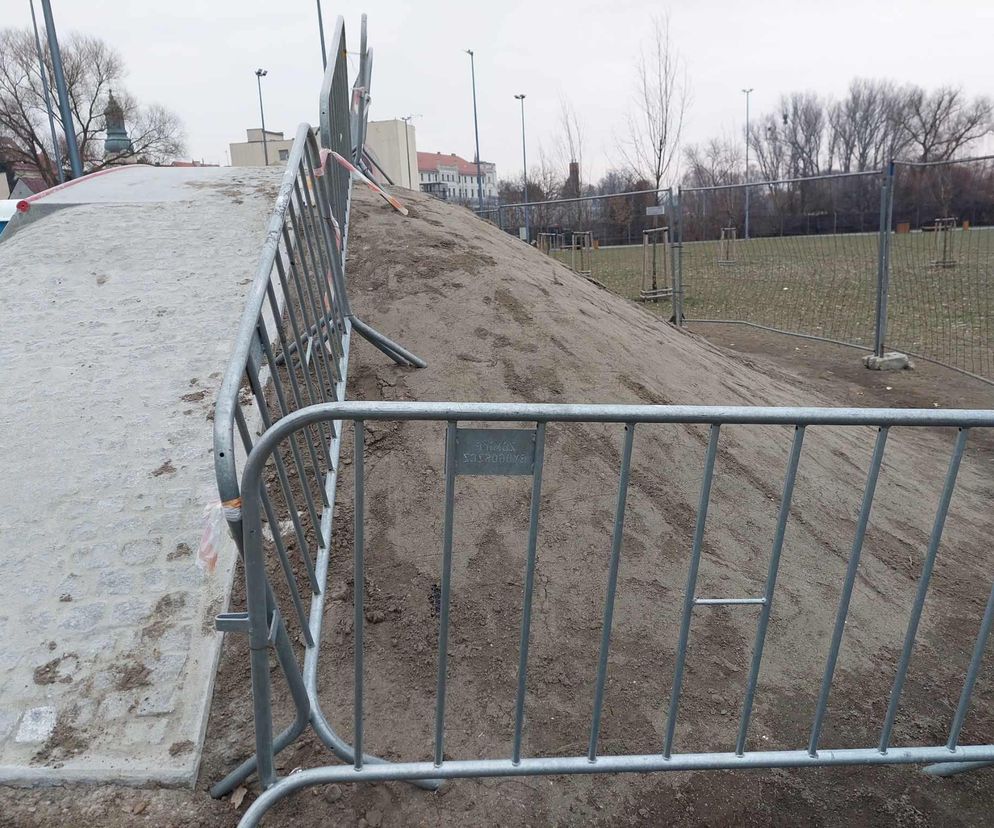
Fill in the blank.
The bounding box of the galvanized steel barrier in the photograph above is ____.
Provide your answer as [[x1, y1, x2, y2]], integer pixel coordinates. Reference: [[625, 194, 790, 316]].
[[228, 400, 994, 827], [211, 15, 424, 801]]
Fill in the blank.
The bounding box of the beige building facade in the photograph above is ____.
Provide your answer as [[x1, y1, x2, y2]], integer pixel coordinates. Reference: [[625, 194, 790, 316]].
[[229, 128, 295, 167], [364, 119, 418, 189]]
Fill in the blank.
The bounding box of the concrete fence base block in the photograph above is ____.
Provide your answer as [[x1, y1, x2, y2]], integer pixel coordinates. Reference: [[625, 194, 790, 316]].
[[863, 352, 914, 371]]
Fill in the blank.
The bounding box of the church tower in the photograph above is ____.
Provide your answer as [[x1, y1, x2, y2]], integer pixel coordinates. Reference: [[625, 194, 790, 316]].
[[103, 91, 135, 161]]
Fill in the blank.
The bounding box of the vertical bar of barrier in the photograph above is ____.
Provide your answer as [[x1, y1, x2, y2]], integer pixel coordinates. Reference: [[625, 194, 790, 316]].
[[874, 162, 896, 357], [299, 169, 344, 375], [304, 148, 349, 364], [663, 423, 721, 758], [274, 248, 339, 453], [264, 280, 331, 492], [879, 429, 967, 752], [588, 423, 636, 761], [289, 181, 340, 394], [947, 576, 994, 750], [237, 405, 314, 645], [354, 420, 365, 769], [672, 189, 684, 327], [434, 422, 458, 766], [288, 174, 339, 400], [245, 356, 320, 594], [736, 424, 806, 755], [512, 422, 547, 765], [255, 321, 324, 541], [300, 149, 346, 372], [809, 426, 889, 755], [243, 471, 277, 787]]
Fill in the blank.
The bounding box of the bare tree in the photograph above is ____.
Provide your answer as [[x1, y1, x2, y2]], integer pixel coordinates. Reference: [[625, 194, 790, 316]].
[[749, 113, 789, 182], [779, 92, 826, 177], [620, 13, 690, 198], [556, 95, 585, 198], [897, 85, 993, 162], [0, 27, 185, 186], [682, 137, 742, 187], [827, 78, 910, 172]]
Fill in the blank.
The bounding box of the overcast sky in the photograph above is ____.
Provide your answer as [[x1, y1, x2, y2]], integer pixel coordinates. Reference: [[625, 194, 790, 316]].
[[16, 0, 994, 182]]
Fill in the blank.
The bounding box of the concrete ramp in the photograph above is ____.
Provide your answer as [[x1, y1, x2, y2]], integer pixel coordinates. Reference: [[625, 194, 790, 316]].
[[0, 166, 281, 784]]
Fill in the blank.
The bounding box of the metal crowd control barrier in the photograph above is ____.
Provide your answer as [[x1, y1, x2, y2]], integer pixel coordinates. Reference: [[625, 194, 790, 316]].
[[212, 16, 425, 801], [228, 401, 994, 827], [348, 14, 372, 170]]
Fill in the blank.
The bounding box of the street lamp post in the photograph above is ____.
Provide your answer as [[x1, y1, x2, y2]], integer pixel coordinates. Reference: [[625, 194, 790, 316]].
[[465, 49, 484, 213], [742, 87, 753, 240], [256, 69, 269, 166], [40, 0, 81, 179], [29, 0, 63, 184], [514, 93, 529, 243], [316, 0, 327, 70]]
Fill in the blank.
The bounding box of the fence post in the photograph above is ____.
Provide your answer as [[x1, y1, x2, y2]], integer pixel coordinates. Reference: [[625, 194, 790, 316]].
[[874, 161, 896, 357], [670, 188, 684, 327]]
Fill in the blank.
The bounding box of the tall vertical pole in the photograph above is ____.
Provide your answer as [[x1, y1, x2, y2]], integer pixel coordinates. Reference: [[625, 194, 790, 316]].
[[742, 87, 753, 240], [671, 188, 684, 327], [401, 115, 413, 188], [29, 0, 63, 184], [515, 93, 529, 243], [316, 0, 327, 70], [40, 0, 82, 179], [874, 161, 896, 357], [256, 69, 269, 166], [465, 49, 484, 213]]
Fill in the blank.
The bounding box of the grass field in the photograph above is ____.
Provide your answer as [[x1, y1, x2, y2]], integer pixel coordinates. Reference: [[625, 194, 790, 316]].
[[552, 228, 994, 380]]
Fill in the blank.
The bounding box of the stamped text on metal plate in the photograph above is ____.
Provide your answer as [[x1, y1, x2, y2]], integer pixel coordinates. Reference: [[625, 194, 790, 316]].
[[454, 427, 536, 476]]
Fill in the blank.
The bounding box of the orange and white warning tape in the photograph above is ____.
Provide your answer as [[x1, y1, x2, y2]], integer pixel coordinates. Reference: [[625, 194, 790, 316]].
[[316, 148, 409, 216]]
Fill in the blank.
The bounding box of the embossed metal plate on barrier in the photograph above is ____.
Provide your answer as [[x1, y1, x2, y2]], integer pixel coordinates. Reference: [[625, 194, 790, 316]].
[[454, 428, 536, 476]]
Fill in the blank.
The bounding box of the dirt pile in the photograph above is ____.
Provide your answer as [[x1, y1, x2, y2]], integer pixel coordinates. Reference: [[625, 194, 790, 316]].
[[224, 186, 994, 825]]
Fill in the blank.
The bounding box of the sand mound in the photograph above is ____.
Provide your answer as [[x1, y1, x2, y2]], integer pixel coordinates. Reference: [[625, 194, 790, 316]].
[[211, 185, 994, 824]]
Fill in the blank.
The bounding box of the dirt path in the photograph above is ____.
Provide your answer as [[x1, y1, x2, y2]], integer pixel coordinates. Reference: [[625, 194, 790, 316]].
[[3, 187, 993, 827]]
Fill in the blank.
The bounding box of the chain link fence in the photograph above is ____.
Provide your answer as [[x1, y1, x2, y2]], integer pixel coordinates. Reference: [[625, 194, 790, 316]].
[[887, 159, 994, 379], [679, 171, 882, 349], [483, 160, 994, 384], [481, 191, 670, 302]]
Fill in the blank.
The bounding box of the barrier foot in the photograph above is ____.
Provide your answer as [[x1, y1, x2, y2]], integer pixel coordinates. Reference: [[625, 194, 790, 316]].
[[210, 620, 311, 798], [309, 702, 442, 792], [923, 759, 994, 778], [350, 314, 427, 368]]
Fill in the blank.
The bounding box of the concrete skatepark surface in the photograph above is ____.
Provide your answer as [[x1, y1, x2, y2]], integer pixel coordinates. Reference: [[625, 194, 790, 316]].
[[0, 165, 281, 785]]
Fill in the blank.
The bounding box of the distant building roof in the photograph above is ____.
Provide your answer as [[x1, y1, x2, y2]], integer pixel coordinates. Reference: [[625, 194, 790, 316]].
[[417, 151, 492, 176]]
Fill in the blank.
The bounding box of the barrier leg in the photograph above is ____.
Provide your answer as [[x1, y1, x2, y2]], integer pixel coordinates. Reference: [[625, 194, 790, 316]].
[[923, 760, 994, 778], [350, 314, 427, 368]]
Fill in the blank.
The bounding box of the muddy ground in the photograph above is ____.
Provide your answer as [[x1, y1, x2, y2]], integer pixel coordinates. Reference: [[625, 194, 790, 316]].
[[3, 187, 993, 827]]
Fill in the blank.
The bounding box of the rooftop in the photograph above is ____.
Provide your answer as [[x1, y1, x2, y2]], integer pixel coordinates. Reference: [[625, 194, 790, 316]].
[[417, 151, 493, 176]]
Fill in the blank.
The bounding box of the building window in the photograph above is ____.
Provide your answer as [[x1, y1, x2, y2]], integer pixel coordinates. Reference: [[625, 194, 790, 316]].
[[278, 149, 289, 161]]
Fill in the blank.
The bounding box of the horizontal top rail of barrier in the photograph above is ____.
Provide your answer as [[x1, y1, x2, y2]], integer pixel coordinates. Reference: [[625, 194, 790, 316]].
[[247, 400, 994, 430], [230, 398, 994, 827]]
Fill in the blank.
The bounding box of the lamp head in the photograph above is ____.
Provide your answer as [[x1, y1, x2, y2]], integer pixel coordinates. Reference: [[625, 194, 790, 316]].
[[256, 68, 268, 78]]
